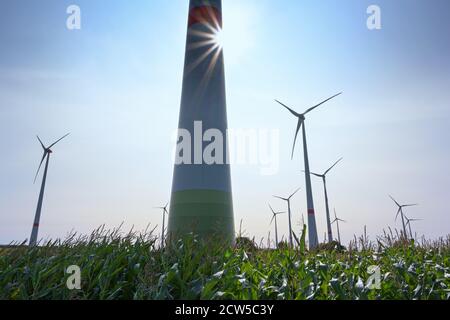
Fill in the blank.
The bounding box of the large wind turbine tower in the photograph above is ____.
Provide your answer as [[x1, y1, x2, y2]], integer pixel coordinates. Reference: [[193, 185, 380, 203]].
[[168, 0, 234, 243], [30, 133, 69, 246]]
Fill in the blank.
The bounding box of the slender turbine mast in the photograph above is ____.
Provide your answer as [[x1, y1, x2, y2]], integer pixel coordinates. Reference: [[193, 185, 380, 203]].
[[169, 0, 234, 243], [309, 157, 343, 243], [268, 204, 285, 247], [275, 93, 342, 249], [389, 195, 418, 239], [405, 216, 422, 239], [332, 208, 346, 245], [273, 187, 300, 247], [155, 203, 169, 247], [30, 133, 70, 246]]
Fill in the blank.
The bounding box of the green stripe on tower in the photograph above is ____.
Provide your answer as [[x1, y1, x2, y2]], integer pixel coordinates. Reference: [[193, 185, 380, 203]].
[[169, 190, 234, 242]]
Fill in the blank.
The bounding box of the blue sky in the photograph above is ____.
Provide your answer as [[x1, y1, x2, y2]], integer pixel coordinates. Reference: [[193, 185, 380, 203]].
[[1, 0, 449, 245]]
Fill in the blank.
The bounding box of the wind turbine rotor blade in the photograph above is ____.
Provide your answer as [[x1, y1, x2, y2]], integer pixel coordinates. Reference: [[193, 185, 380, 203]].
[[403, 204, 419, 208], [36, 135, 46, 150], [289, 187, 301, 199], [325, 157, 344, 175], [389, 195, 401, 207], [291, 119, 303, 159], [275, 100, 300, 117], [268, 204, 276, 214], [273, 195, 287, 201], [303, 170, 322, 177], [303, 92, 343, 115], [270, 214, 276, 225], [395, 208, 402, 221], [49, 133, 71, 149], [274, 100, 303, 159], [34, 151, 48, 183]]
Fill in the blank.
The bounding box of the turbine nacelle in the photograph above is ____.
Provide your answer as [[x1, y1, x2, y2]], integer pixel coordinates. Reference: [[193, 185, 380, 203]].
[[34, 133, 70, 183], [307, 158, 344, 178], [269, 204, 284, 215], [155, 203, 170, 215], [273, 187, 301, 202], [332, 209, 346, 224], [389, 195, 419, 220], [405, 216, 422, 225], [389, 195, 418, 209], [275, 92, 342, 159]]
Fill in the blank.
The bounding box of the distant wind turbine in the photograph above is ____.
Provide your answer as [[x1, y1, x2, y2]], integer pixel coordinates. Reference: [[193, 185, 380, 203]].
[[405, 216, 422, 239], [268, 204, 285, 247], [275, 92, 342, 249], [389, 195, 418, 239], [30, 133, 70, 247], [155, 203, 169, 247], [332, 208, 346, 245], [308, 157, 343, 243], [273, 187, 300, 247]]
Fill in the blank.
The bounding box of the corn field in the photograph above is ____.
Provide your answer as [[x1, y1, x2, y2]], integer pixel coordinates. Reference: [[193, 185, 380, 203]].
[[1, 226, 449, 300]]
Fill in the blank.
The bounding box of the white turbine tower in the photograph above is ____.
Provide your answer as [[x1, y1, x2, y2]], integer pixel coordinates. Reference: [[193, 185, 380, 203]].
[[155, 203, 169, 247], [273, 187, 300, 248], [30, 133, 70, 247], [268, 204, 285, 247], [169, 0, 234, 243], [332, 209, 346, 245], [275, 93, 342, 249], [309, 157, 343, 243], [389, 195, 418, 240]]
